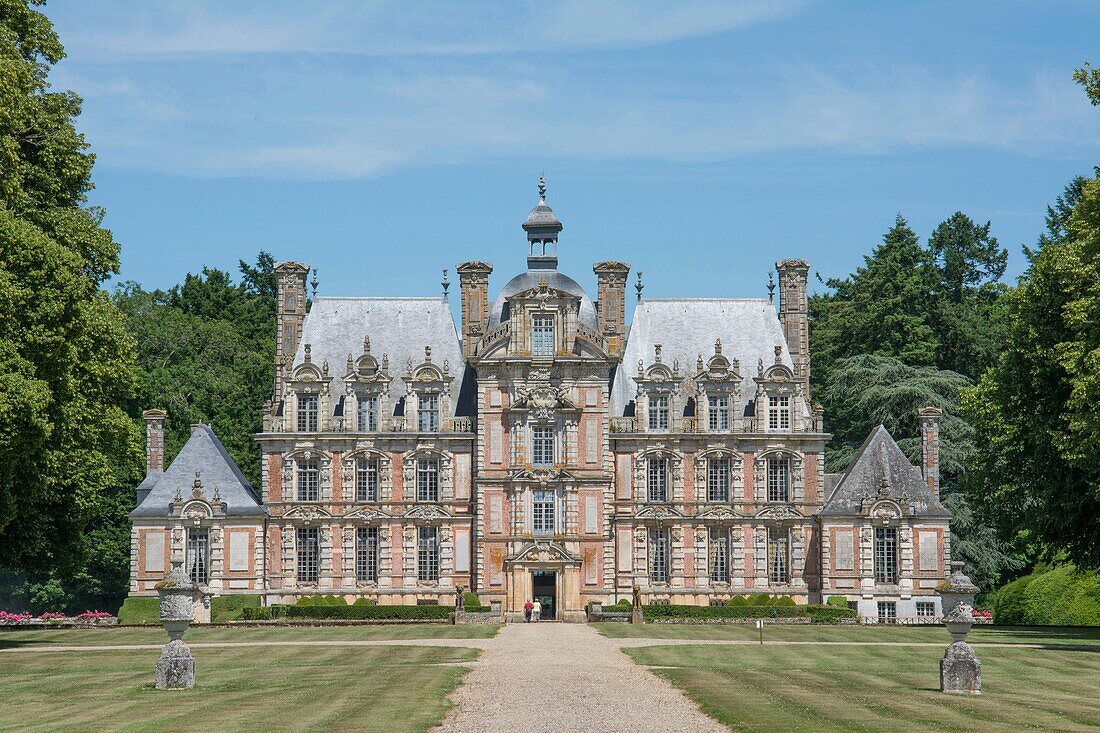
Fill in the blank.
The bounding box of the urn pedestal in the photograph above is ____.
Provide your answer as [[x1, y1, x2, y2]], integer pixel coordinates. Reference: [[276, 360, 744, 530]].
[[155, 564, 198, 690], [939, 561, 981, 694]]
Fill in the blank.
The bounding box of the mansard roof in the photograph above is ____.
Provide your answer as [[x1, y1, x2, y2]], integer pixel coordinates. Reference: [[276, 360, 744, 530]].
[[820, 424, 950, 517], [130, 424, 265, 518], [292, 296, 466, 412], [611, 298, 793, 415]]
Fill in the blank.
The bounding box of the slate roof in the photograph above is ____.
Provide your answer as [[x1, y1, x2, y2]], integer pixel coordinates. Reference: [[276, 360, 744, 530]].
[[130, 424, 265, 518], [820, 424, 950, 517], [611, 298, 794, 415], [292, 297, 466, 415], [487, 269, 599, 329]]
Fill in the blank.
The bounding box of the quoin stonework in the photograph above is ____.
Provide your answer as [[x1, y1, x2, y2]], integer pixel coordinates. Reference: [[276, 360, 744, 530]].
[[129, 179, 952, 622]]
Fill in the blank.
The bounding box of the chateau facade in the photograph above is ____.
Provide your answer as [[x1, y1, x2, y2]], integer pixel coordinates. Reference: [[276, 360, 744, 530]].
[[130, 181, 951, 622]]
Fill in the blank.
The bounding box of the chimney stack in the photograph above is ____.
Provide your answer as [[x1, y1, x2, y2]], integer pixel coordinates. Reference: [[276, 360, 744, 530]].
[[274, 261, 310, 401], [457, 261, 493, 358], [776, 259, 811, 400], [918, 407, 942, 498], [142, 409, 167, 476], [594, 261, 630, 358]]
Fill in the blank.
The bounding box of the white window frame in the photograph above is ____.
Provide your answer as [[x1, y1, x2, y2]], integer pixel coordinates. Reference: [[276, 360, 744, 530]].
[[418, 394, 440, 432], [707, 457, 730, 502], [649, 528, 670, 583], [355, 457, 379, 502], [418, 526, 440, 581], [767, 395, 790, 432], [357, 395, 379, 432], [355, 526, 379, 582], [532, 489, 556, 535], [186, 527, 209, 585], [708, 395, 729, 432], [766, 457, 790, 503], [768, 527, 789, 584], [647, 457, 669, 502], [297, 394, 318, 432], [296, 527, 319, 583], [531, 426, 555, 467], [648, 394, 670, 432], [297, 458, 319, 502], [532, 314, 555, 357], [416, 459, 439, 502], [874, 527, 899, 584], [709, 529, 729, 583]]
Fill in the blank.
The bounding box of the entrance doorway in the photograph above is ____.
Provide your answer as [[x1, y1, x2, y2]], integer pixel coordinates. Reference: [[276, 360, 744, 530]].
[[531, 570, 556, 620]]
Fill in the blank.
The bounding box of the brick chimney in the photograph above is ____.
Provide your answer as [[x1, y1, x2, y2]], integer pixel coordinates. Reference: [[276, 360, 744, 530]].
[[593, 261, 630, 358], [457, 261, 493, 358], [918, 407, 942, 498], [776, 259, 811, 400], [274, 261, 310, 400], [142, 408, 167, 476]]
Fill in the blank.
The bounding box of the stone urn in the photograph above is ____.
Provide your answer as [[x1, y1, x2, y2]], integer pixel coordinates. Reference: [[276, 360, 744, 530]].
[[939, 561, 981, 694], [154, 563, 197, 690]]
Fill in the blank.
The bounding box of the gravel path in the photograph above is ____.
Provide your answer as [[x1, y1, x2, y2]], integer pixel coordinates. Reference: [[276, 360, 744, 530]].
[[432, 623, 729, 733]]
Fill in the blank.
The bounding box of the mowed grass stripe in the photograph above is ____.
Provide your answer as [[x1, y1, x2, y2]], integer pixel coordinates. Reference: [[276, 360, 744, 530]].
[[624, 641, 1100, 733]]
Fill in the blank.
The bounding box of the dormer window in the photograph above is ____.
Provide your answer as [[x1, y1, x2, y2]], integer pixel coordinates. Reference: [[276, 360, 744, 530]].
[[647, 457, 669, 502], [357, 395, 379, 432], [532, 314, 555, 357], [766, 457, 790, 502], [648, 395, 669, 432], [418, 394, 439, 432], [297, 394, 318, 432], [532, 426, 555, 467], [767, 395, 790, 432], [708, 396, 730, 432]]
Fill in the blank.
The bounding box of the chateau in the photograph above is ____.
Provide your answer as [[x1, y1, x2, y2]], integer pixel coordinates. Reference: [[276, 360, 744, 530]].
[[129, 180, 951, 622]]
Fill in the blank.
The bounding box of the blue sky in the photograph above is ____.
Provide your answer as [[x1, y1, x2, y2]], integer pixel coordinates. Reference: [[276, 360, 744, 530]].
[[43, 1, 1100, 304]]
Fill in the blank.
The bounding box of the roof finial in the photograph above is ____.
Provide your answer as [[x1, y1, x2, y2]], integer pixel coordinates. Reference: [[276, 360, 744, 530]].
[[363, 334, 371, 354], [442, 268, 450, 299], [715, 338, 723, 355], [767, 271, 775, 304], [310, 267, 319, 298], [538, 173, 547, 202], [654, 343, 662, 363], [636, 271, 644, 301]]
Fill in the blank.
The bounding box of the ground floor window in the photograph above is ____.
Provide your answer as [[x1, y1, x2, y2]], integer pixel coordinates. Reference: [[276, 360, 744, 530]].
[[418, 526, 439, 581], [874, 527, 899, 584], [709, 529, 729, 582], [186, 527, 209, 585], [768, 528, 789, 584], [916, 600, 936, 618], [649, 528, 670, 583], [356, 527, 379, 582], [877, 601, 897, 624], [296, 527, 319, 583]]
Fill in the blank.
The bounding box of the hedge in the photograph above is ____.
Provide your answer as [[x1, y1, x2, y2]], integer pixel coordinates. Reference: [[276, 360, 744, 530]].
[[211, 594, 262, 622], [806, 605, 857, 624], [239, 607, 274, 621], [641, 604, 855, 622], [993, 565, 1100, 626], [726, 595, 796, 607], [825, 595, 849, 608], [117, 597, 160, 625], [271, 604, 454, 621], [295, 594, 348, 606]]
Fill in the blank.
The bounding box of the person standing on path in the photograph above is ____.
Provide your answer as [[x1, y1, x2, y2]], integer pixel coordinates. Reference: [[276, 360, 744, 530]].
[[532, 599, 542, 622], [523, 599, 533, 623]]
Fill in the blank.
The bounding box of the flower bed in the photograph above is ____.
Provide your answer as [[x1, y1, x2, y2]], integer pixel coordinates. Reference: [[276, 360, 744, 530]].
[[0, 610, 117, 627]]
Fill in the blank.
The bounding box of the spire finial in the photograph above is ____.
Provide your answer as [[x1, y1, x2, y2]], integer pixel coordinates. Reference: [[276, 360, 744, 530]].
[[538, 173, 547, 202], [310, 267, 319, 298], [767, 271, 775, 303], [636, 271, 644, 301], [442, 268, 450, 299]]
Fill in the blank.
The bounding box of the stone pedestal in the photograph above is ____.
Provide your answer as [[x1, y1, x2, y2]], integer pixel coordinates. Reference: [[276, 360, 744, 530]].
[[155, 639, 196, 690], [631, 610, 644, 624], [940, 641, 981, 694]]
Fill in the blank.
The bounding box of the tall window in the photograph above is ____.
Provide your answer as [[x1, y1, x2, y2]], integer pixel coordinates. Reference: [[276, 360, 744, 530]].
[[418, 394, 439, 432], [356, 527, 379, 582], [297, 458, 319, 501], [709, 529, 729, 582], [416, 459, 439, 502], [707, 457, 730, 502], [767, 395, 790, 432], [296, 527, 319, 582], [877, 601, 897, 624], [532, 314, 555, 357], [766, 457, 790, 502], [532, 426, 555, 467], [874, 527, 899, 584], [418, 526, 439, 581], [768, 528, 789, 583], [357, 395, 379, 432], [355, 457, 379, 502], [647, 457, 669, 502], [708, 395, 730, 432], [916, 601, 936, 618], [649, 529, 670, 583], [186, 528, 209, 585], [648, 394, 669, 431], [297, 394, 318, 432], [533, 490, 556, 535]]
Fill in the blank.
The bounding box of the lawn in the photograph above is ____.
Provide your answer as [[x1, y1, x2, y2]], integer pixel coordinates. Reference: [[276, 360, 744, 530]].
[[607, 625, 1100, 732], [0, 626, 492, 733]]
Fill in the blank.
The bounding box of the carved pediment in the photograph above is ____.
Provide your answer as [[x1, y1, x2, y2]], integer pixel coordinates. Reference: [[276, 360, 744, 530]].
[[755, 504, 804, 522], [866, 499, 903, 526], [510, 466, 574, 484], [511, 383, 579, 419], [344, 506, 392, 522], [403, 504, 452, 522], [509, 540, 580, 564], [635, 504, 685, 521], [695, 504, 742, 521], [283, 505, 333, 524]]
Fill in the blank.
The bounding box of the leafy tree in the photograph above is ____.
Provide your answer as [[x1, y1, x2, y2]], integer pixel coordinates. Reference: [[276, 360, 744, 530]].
[[0, 0, 142, 581], [964, 173, 1100, 567], [1074, 62, 1100, 106], [927, 212, 1009, 379]]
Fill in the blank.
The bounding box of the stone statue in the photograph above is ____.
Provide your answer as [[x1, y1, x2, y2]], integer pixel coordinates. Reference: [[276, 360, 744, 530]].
[[631, 584, 644, 624], [455, 585, 465, 612]]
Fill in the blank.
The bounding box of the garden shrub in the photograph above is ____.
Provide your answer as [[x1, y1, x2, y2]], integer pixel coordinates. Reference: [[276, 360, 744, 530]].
[[643, 604, 808, 620], [238, 607, 273, 621], [725, 595, 750, 607], [211, 594, 262, 622], [117, 597, 160, 625], [296, 594, 348, 606], [993, 573, 1034, 625], [825, 595, 849, 608], [993, 564, 1100, 626], [352, 597, 378, 606], [806, 605, 857, 624], [271, 604, 454, 621]]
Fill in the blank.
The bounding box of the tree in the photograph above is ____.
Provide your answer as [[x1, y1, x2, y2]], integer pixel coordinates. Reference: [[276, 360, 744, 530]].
[[0, 0, 142, 578], [927, 212, 1009, 378], [810, 215, 939, 394], [1074, 62, 1100, 106], [964, 173, 1100, 567]]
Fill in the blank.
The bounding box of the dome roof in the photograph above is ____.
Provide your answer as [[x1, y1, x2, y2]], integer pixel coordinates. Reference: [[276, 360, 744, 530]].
[[487, 270, 598, 329], [523, 201, 562, 231]]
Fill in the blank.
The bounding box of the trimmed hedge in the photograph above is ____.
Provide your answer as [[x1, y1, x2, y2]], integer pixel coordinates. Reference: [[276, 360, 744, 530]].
[[117, 597, 160, 625], [993, 565, 1100, 626], [295, 594, 348, 606], [211, 594, 262, 622], [272, 604, 454, 621], [825, 595, 849, 608], [239, 607, 274, 621], [726, 595, 796, 607], [642, 604, 855, 622]]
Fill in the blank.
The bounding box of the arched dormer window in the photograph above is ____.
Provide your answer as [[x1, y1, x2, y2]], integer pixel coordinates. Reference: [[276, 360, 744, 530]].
[[635, 345, 685, 434], [694, 339, 741, 434], [401, 347, 454, 433], [343, 336, 392, 433], [287, 344, 331, 433], [753, 345, 802, 435]]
